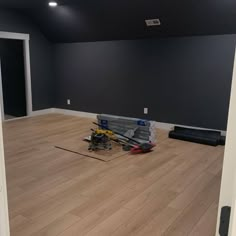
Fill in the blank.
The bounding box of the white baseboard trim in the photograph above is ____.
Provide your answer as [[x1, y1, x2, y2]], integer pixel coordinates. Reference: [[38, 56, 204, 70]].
[[12, 108, 227, 136], [53, 108, 97, 119], [31, 108, 55, 117], [3, 116, 28, 122], [53, 109, 226, 136], [3, 108, 54, 122]]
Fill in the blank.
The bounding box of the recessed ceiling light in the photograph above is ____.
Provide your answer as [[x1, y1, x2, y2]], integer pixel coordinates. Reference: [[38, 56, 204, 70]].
[[49, 1, 58, 7]]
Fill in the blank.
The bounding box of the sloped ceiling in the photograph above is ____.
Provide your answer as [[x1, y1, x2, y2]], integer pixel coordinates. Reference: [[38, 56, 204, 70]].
[[0, 0, 236, 43]]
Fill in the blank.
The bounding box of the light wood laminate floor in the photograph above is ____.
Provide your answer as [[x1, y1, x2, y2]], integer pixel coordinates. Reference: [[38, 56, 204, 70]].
[[3, 114, 224, 236]]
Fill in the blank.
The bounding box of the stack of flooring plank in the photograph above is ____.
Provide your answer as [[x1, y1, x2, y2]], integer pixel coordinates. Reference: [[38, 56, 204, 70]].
[[97, 114, 156, 143]]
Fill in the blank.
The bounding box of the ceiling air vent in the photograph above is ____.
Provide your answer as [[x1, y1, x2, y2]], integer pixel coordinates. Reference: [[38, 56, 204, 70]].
[[145, 18, 161, 27]]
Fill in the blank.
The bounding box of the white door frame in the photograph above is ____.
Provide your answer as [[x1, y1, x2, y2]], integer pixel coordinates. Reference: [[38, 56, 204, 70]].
[[0, 107, 9, 236], [216, 47, 236, 235], [0, 31, 32, 236], [0, 31, 32, 120]]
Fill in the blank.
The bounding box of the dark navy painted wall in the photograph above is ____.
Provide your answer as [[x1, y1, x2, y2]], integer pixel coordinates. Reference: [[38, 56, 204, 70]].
[[54, 35, 235, 130], [0, 8, 234, 130]]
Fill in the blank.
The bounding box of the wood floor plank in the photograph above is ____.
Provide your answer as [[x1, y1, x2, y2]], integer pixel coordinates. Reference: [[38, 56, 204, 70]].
[[31, 213, 80, 236], [58, 188, 139, 236], [112, 190, 178, 236], [10, 215, 31, 233], [164, 174, 222, 236], [15, 194, 87, 236], [84, 208, 134, 236], [168, 172, 217, 210], [135, 207, 180, 236], [189, 202, 218, 236]]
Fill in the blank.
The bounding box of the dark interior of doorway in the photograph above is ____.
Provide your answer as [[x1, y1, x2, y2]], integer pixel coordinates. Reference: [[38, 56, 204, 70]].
[[0, 39, 27, 120]]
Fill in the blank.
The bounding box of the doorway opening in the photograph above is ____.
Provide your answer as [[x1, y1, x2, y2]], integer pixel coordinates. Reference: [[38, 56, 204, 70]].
[[0, 31, 32, 121], [0, 39, 27, 120]]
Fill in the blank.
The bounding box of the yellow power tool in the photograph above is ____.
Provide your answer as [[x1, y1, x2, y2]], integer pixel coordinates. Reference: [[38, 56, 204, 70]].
[[93, 129, 115, 138]]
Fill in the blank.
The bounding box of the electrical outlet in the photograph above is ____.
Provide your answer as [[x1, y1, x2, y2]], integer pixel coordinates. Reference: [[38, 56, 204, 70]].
[[67, 99, 71, 105], [144, 108, 148, 114]]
